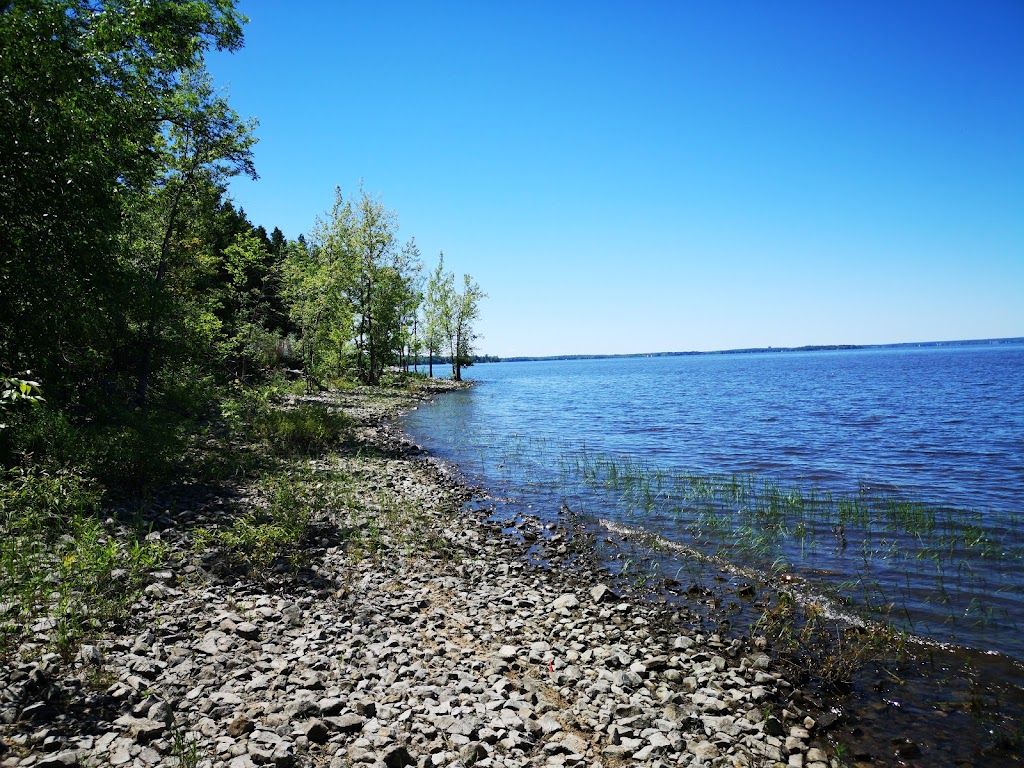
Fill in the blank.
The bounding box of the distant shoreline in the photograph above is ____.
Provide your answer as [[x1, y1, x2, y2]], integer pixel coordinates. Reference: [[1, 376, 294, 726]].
[[489, 336, 1024, 364]]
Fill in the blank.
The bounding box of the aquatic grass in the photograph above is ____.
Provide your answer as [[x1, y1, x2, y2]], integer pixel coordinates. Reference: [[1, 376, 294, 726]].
[[469, 433, 1024, 646], [417, 422, 1024, 652]]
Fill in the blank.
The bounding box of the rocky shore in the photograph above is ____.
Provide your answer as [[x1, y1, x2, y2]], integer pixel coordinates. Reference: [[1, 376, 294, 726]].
[[0, 383, 836, 768]]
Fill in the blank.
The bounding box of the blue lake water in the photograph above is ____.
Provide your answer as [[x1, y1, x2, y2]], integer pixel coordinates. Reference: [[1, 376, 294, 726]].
[[403, 344, 1024, 659]]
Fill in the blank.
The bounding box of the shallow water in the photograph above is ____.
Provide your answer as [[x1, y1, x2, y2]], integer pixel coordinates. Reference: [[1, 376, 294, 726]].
[[403, 343, 1024, 660]]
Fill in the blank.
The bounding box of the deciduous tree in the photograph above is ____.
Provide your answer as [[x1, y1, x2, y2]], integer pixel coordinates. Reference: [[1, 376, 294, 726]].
[[0, 0, 247, 401], [422, 254, 453, 378], [445, 274, 486, 382], [281, 191, 354, 389], [134, 67, 257, 404]]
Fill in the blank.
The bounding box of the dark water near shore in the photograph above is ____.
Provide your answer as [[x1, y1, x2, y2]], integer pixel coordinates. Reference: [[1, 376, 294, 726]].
[[404, 344, 1024, 662]]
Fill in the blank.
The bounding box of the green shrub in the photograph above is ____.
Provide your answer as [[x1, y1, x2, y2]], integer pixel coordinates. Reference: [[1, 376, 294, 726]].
[[89, 411, 188, 493], [0, 468, 166, 657], [326, 376, 358, 391], [4, 403, 188, 494]]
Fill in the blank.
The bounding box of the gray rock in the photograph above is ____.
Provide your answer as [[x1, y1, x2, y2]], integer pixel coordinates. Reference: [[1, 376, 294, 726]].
[[37, 751, 79, 767], [146, 700, 171, 725], [688, 739, 720, 761], [319, 697, 344, 715], [673, 635, 695, 650], [538, 714, 562, 735], [228, 715, 255, 737], [235, 621, 260, 640], [325, 714, 366, 734], [304, 719, 329, 745], [590, 585, 617, 604], [459, 742, 488, 765], [497, 644, 519, 660], [128, 718, 165, 745], [77, 645, 103, 667], [551, 594, 579, 611], [382, 744, 415, 768], [648, 732, 672, 750], [448, 717, 482, 739], [272, 742, 296, 767], [560, 734, 588, 755], [248, 741, 275, 764], [613, 670, 643, 691]]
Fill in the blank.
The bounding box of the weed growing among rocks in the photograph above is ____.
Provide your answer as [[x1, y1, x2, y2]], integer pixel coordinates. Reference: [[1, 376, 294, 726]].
[[0, 467, 166, 658]]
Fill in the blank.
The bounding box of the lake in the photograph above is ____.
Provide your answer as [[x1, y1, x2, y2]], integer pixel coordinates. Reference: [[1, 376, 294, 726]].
[[403, 343, 1024, 660]]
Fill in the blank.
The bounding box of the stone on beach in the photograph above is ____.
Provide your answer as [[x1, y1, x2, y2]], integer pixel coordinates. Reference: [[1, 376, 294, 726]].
[[0, 384, 819, 768]]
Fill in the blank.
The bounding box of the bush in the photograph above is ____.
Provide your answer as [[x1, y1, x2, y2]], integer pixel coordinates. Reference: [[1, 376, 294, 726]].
[[6, 404, 187, 494], [254, 404, 352, 455], [221, 385, 352, 456], [0, 468, 165, 657]]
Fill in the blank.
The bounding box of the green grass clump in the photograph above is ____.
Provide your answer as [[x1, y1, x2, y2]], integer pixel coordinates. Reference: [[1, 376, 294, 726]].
[[253, 404, 352, 455], [0, 467, 166, 658], [193, 472, 314, 574], [221, 385, 352, 456], [754, 589, 907, 691]]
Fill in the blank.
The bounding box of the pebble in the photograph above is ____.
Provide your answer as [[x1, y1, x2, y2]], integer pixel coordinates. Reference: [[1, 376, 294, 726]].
[[0, 386, 828, 768]]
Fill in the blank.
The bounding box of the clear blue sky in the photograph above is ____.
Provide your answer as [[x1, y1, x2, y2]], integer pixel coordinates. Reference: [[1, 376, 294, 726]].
[[206, 1, 1023, 357]]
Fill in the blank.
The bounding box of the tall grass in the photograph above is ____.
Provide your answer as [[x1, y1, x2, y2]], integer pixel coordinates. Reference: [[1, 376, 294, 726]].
[[193, 470, 316, 574]]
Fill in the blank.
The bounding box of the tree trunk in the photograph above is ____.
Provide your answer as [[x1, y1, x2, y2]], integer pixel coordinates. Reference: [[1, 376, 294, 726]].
[[453, 327, 462, 381], [136, 176, 189, 407]]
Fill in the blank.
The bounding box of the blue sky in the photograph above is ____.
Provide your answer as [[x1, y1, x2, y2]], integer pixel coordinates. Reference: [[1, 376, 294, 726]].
[[206, 1, 1023, 357]]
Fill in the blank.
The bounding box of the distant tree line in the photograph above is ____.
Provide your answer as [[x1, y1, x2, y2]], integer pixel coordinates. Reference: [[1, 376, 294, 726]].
[[0, 0, 484, 425]]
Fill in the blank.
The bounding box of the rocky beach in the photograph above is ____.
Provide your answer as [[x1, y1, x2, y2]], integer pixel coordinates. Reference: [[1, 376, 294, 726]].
[[1, 383, 835, 768]]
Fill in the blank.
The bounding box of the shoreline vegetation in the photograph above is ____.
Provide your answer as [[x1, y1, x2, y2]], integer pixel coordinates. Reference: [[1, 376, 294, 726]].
[[1, 378, 819, 768], [2, 379, 1022, 768], [2, 5, 1021, 766]]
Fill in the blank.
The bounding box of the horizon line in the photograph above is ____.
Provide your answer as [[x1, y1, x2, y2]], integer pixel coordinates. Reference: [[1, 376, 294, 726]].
[[484, 335, 1024, 363]]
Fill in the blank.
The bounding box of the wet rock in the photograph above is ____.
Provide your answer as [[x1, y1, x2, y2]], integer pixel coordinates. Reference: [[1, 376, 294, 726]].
[[893, 738, 922, 759]]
